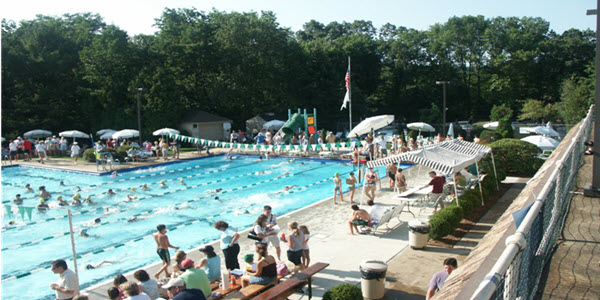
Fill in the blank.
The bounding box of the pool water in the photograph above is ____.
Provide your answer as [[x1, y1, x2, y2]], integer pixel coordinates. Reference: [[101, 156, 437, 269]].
[[0, 155, 405, 299]]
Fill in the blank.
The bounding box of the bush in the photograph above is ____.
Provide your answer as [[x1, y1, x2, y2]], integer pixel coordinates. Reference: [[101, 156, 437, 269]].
[[323, 283, 363, 300], [486, 139, 543, 176], [83, 148, 96, 162], [480, 130, 502, 143], [458, 192, 478, 216], [429, 205, 464, 240], [407, 130, 417, 141]]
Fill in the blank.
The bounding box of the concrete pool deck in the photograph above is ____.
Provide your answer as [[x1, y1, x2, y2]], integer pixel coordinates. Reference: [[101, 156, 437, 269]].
[[7, 153, 526, 300]]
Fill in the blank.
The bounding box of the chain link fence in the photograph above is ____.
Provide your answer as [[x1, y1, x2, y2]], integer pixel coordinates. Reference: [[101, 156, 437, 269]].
[[471, 105, 594, 300]]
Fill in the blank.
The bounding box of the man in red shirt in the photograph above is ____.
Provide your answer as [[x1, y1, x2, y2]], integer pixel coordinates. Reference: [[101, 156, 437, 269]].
[[424, 171, 446, 213], [22, 139, 32, 161]]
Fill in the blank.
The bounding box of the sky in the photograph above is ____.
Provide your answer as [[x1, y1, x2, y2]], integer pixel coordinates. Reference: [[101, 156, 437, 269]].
[[1, 0, 596, 35]]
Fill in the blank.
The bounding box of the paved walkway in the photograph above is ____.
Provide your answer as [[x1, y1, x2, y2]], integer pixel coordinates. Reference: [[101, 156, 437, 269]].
[[541, 155, 600, 299], [383, 177, 529, 300]]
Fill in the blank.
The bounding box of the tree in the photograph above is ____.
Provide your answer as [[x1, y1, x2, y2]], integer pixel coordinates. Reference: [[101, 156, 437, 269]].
[[558, 66, 594, 124], [518, 99, 559, 123]]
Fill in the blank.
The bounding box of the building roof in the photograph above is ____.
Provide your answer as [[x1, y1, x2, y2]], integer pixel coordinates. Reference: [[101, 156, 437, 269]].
[[181, 111, 232, 123]]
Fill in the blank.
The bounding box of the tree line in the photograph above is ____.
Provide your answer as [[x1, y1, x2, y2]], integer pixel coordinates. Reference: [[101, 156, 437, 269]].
[[1, 9, 595, 138]]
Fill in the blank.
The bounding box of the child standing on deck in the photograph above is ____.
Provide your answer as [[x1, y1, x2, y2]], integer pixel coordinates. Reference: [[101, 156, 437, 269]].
[[153, 224, 179, 279], [299, 225, 310, 268]]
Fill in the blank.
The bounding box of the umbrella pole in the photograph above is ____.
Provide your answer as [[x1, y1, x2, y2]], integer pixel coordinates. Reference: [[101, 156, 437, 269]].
[[453, 181, 459, 206], [476, 162, 484, 206], [491, 153, 499, 191]]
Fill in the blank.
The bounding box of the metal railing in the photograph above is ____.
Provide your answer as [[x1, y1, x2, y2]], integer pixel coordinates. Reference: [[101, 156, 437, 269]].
[[470, 105, 594, 300]]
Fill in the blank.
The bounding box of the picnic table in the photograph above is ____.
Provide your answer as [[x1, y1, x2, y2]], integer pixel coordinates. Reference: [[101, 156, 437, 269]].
[[395, 186, 431, 217]]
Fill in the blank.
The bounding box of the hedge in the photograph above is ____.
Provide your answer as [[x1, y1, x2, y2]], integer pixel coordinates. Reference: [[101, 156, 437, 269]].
[[323, 283, 363, 300]]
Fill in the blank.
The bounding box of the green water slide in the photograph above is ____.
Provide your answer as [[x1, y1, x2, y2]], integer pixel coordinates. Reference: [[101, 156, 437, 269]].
[[281, 113, 305, 141]]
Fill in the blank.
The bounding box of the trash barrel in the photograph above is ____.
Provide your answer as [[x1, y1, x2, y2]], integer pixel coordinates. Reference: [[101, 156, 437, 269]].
[[360, 260, 388, 300], [408, 220, 430, 249]]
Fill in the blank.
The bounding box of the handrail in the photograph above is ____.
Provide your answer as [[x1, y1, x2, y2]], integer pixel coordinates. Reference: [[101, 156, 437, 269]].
[[470, 105, 594, 300]]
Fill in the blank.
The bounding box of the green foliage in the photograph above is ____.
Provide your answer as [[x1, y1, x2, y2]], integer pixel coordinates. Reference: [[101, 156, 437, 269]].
[[83, 148, 96, 162], [518, 99, 559, 123], [458, 191, 480, 216], [479, 130, 502, 143], [429, 205, 464, 240], [558, 64, 595, 124], [323, 283, 363, 300], [0, 13, 594, 137], [487, 139, 543, 176], [407, 130, 418, 141]]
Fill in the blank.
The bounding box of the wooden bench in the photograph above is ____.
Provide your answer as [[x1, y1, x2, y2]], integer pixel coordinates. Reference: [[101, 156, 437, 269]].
[[251, 262, 329, 300], [221, 274, 284, 300]]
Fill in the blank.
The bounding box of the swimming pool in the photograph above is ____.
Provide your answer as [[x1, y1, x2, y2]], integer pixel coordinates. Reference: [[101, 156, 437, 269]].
[[1, 155, 405, 299]]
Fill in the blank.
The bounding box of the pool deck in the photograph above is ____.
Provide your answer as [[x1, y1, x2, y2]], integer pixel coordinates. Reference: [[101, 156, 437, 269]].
[[9, 152, 526, 300]]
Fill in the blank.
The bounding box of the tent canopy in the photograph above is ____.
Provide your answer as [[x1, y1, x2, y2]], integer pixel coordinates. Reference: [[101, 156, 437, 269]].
[[367, 140, 491, 175]]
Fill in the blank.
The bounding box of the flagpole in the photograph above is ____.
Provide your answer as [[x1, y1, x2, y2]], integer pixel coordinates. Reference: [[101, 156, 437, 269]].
[[348, 56, 352, 133]]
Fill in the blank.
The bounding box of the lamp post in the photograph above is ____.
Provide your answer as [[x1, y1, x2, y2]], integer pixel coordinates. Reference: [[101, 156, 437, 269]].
[[436, 81, 450, 134], [129, 88, 147, 146], [585, 2, 600, 197]]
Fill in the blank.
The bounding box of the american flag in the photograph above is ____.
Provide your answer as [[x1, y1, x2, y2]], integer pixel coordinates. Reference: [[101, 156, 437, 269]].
[[341, 63, 351, 110], [345, 67, 350, 90]]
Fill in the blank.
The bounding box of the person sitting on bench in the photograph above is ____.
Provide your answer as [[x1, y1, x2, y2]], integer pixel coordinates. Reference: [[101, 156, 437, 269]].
[[241, 243, 277, 288]]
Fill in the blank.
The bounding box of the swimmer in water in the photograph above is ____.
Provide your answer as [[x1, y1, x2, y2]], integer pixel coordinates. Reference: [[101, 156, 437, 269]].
[[214, 196, 222, 202], [59, 181, 65, 186], [126, 194, 137, 202], [74, 186, 82, 192], [85, 261, 114, 269], [112, 171, 119, 177], [71, 197, 82, 206], [83, 196, 94, 204], [13, 194, 23, 205], [39, 186, 51, 200], [130, 187, 136, 193], [160, 180, 167, 188], [212, 188, 223, 194], [289, 159, 296, 163], [179, 178, 185, 185], [57, 196, 69, 206], [25, 184, 34, 193], [106, 189, 116, 196], [141, 183, 149, 191], [37, 199, 49, 210]]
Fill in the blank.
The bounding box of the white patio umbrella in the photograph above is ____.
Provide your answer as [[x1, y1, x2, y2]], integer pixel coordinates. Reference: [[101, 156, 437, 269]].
[[24, 129, 52, 139], [112, 129, 139, 139], [348, 115, 395, 138], [59, 130, 90, 139], [153, 128, 180, 136], [96, 129, 116, 135], [447, 123, 455, 138], [99, 132, 116, 140], [483, 121, 499, 130], [407, 122, 435, 132], [526, 125, 560, 138], [262, 120, 286, 131], [521, 135, 559, 151]]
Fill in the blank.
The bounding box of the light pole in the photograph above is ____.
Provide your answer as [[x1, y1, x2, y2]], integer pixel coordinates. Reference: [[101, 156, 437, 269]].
[[585, 2, 600, 197], [129, 88, 147, 146], [436, 81, 450, 134]]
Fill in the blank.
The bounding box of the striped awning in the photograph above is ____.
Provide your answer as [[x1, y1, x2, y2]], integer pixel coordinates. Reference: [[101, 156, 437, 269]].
[[367, 140, 490, 175]]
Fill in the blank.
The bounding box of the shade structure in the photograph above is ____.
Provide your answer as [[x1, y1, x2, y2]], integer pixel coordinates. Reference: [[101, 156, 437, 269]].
[[525, 126, 560, 138], [96, 129, 116, 135], [262, 120, 286, 131], [153, 128, 180, 136], [521, 135, 559, 151], [348, 115, 395, 138], [483, 122, 499, 130], [407, 122, 435, 132], [112, 129, 139, 139], [59, 130, 90, 139], [24, 129, 52, 138]]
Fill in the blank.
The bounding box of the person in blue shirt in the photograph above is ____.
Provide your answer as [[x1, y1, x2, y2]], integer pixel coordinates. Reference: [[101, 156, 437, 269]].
[[214, 221, 240, 270], [198, 245, 221, 282], [163, 278, 206, 300]]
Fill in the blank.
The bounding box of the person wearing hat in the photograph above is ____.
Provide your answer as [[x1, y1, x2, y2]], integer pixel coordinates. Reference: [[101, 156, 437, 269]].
[[57, 196, 69, 206], [37, 198, 49, 210], [243, 254, 256, 273], [70, 142, 81, 165], [162, 278, 206, 300], [332, 172, 344, 204], [197, 245, 221, 282], [178, 259, 211, 298]]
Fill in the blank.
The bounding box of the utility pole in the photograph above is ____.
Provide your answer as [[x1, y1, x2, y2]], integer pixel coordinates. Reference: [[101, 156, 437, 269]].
[[129, 88, 147, 146], [436, 81, 450, 134], [585, 1, 600, 197]]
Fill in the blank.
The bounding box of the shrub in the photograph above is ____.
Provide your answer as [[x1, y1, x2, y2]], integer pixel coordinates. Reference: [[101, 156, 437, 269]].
[[486, 139, 543, 176], [323, 283, 363, 300], [407, 130, 418, 141], [480, 130, 502, 143], [83, 148, 96, 162], [458, 193, 477, 216], [429, 205, 464, 240]]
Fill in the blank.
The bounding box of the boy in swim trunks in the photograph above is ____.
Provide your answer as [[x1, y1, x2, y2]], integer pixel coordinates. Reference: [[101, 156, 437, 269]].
[[153, 224, 179, 279], [348, 204, 371, 234], [332, 173, 344, 204]]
